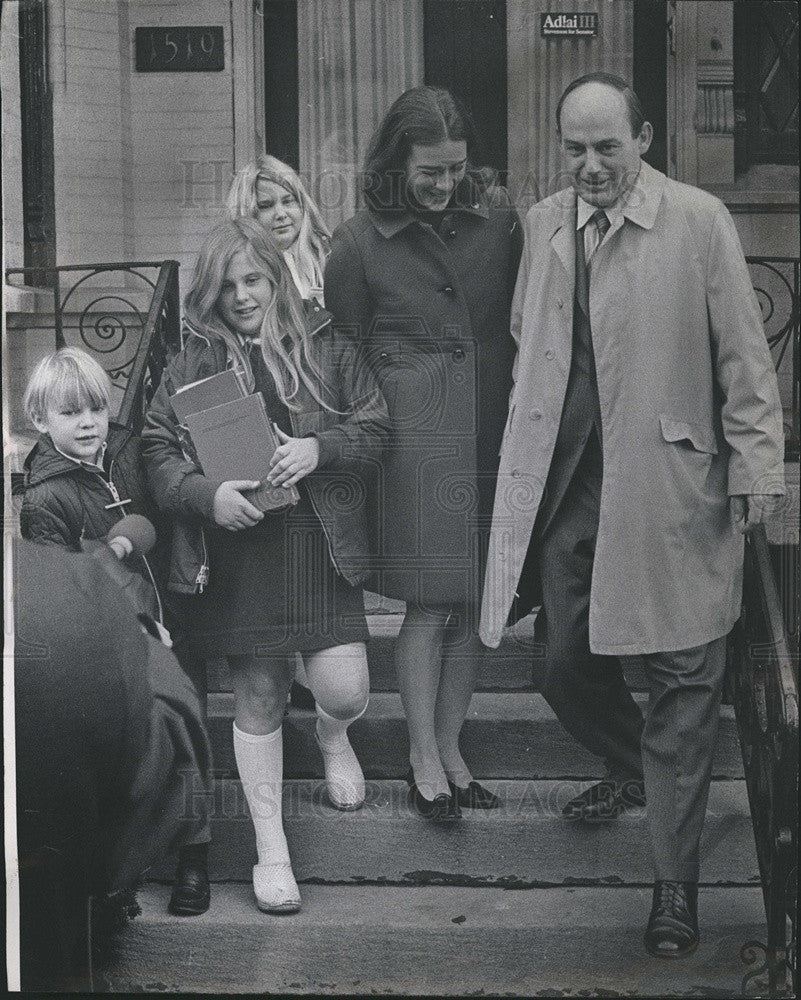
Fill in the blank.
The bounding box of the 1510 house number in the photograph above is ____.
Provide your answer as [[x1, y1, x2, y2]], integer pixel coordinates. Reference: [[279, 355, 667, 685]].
[[134, 27, 224, 72]]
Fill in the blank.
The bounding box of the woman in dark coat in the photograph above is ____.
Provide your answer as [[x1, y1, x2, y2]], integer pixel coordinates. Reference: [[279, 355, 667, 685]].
[[325, 86, 522, 818]]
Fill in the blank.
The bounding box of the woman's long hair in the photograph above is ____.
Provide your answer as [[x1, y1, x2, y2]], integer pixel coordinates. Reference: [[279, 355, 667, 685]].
[[226, 154, 330, 294], [184, 218, 334, 411], [362, 86, 489, 213]]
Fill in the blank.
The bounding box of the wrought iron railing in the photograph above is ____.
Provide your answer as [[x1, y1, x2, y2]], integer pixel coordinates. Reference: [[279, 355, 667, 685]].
[[745, 256, 799, 461], [6, 260, 181, 434], [733, 257, 798, 998], [732, 526, 798, 998]]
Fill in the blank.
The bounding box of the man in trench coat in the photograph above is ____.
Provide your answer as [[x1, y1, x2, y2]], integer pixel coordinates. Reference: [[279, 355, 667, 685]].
[[479, 73, 785, 957]]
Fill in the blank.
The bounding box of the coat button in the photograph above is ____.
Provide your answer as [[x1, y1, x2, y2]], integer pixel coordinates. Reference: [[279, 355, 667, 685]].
[[529, 409, 542, 420], [379, 351, 389, 360], [545, 349, 555, 360], [452, 348, 465, 361], [511, 468, 521, 478], [448, 230, 457, 238], [556, 298, 564, 309], [441, 285, 454, 294]]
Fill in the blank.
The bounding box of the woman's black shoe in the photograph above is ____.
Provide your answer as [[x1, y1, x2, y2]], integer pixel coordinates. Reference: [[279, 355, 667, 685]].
[[448, 779, 501, 810], [405, 769, 461, 820]]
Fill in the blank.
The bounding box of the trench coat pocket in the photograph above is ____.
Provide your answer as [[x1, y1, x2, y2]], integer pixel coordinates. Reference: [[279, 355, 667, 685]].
[[659, 416, 719, 454]]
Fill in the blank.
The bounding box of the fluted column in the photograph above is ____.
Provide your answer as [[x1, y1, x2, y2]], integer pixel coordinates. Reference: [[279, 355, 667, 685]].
[[695, 1, 734, 185], [298, 0, 423, 232]]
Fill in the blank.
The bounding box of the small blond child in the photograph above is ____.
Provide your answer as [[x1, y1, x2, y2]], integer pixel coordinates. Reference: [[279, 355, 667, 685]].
[[20, 346, 212, 917]]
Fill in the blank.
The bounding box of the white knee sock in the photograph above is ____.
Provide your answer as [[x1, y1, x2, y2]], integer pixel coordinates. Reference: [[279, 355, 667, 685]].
[[233, 723, 290, 866]]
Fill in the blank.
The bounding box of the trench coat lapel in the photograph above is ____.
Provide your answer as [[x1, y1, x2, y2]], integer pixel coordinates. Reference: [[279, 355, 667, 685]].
[[548, 195, 577, 295]]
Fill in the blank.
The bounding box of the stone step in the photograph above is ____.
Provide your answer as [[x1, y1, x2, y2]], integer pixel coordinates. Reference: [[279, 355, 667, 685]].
[[205, 692, 745, 780], [148, 778, 758, 885], [101, 883, 766, 996]]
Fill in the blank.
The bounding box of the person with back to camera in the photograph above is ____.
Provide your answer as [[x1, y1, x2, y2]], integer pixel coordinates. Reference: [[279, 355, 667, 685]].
[[227, 153, 332, 709], [142, 217, 389, 914], [479, 73, 785, 957], [325, 86, 523, 820], [18, 345, 213, 917]]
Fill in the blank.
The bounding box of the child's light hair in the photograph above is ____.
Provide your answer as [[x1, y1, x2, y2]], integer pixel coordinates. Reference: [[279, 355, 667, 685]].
[[226, 154, 330, 296], [23, 347, 111, 425], [184, 218, 337, 413]]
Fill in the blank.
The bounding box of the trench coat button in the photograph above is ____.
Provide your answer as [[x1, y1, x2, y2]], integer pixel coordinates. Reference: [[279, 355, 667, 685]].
[[441, 285, 454, 294], [379, 351, 389, 360], [529, 409, 543, 420], [511, 468, 521, 477], [452, 348, 465, 361], [545, 349, 555, 360], [448, 230, 457, 238], [556, 298, 564, 309]]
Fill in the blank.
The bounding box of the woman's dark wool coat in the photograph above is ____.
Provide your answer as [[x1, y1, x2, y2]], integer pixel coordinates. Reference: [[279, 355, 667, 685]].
[[325, 181, 523, 605]]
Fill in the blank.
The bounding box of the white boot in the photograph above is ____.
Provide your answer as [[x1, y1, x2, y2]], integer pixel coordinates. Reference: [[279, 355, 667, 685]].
[[315, 705, 366, 811]]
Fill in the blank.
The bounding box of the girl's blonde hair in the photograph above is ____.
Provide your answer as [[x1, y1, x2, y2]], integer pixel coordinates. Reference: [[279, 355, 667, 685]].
[[24, 347, 111, 425], [184, 217, 334, 412], [226, 154, 330, 294]]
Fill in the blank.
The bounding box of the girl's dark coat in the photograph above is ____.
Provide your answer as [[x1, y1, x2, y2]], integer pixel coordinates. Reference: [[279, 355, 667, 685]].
[[141, 305, 390, 593], [325, 179, 523, 604]]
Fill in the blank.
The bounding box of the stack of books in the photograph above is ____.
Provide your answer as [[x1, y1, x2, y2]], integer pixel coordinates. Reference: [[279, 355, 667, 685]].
[[171, 369, 300, 512]]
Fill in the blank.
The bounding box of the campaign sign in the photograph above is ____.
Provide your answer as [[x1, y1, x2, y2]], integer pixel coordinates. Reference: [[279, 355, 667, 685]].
[[540, 13, 599, 37]]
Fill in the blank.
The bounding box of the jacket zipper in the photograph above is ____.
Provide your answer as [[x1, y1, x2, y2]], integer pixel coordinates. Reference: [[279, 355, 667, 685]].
[[196, 528, 209, 592]]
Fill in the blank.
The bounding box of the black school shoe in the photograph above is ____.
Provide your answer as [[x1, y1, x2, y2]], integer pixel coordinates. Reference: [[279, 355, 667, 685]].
[[448, 779, 501, 809], [405, 769, 461, 821], [168, 846, 210, 916], [644, 881, 699, 958]]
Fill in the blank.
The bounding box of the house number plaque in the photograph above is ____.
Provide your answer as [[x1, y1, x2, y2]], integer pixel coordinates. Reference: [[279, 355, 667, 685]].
[[135, 27, 224, 72]]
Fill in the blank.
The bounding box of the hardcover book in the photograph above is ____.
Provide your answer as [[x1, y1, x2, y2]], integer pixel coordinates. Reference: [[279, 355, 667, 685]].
[[170, 368, 247, 423], [183, 393, 299, 512]]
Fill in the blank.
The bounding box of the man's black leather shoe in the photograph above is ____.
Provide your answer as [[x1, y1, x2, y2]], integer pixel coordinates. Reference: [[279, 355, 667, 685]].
[[644, 881, 699, 958], [168, 865, 211, 916], [561, 778, 646, 821]]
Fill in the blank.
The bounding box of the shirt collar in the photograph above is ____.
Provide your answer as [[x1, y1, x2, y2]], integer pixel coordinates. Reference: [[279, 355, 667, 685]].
[[575, 161, 664, 232], [54, 439, 107, 471]]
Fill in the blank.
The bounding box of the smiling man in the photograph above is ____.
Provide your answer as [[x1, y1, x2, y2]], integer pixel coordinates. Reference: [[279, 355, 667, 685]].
[[480, 73, 785, 957]]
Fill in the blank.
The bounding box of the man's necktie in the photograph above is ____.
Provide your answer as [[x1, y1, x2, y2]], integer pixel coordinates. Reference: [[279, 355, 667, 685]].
[[584, 209, 610, 263]]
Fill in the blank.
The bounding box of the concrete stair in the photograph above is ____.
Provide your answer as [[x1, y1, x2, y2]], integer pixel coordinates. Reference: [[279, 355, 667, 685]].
[[100, 615, 768, 996], [103, 884, 765, 996]]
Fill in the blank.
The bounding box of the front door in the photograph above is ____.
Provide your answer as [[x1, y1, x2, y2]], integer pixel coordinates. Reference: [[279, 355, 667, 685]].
[[423, 0, 508, 180]]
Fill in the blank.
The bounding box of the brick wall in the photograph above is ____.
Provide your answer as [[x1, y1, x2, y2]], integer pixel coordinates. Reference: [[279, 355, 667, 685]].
[[51, 0, 128, 264], [47, 0, 235, 284], [2, 1, 25, 271], [125, 0, 235, 280]]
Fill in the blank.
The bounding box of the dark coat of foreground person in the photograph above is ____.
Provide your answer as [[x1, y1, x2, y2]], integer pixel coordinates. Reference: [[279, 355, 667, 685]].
[[13, 539, 211, 991]]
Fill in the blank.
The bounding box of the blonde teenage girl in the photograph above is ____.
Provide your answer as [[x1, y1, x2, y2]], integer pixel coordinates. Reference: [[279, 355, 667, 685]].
[[143, 218, 388, 913]]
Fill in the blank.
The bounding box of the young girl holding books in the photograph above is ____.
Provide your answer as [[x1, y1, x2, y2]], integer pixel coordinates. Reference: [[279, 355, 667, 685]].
[[143, 217, 388, 914]]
